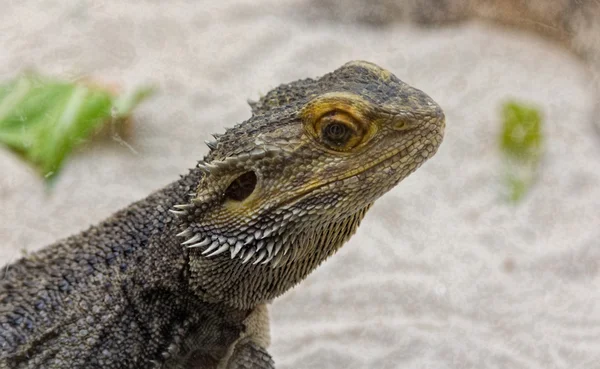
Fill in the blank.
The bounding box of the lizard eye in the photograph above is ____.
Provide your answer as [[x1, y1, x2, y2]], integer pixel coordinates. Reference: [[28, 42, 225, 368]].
[[322, 122, 352, 146], [316, 111, 363, 151], [224, 171, 257, 201]]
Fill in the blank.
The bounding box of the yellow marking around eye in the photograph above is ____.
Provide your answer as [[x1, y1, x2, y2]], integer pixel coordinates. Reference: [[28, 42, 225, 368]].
[[301, 92, 373, 124], [301, 92, 380, 151]]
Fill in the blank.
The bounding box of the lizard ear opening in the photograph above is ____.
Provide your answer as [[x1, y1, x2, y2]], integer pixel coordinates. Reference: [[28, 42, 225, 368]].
[[224, 171, 257, 201]]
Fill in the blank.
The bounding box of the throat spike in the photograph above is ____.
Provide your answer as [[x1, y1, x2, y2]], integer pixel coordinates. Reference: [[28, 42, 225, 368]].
[[230, 242, 244, 259], [252, 250, 267, 265], [182, 234, 201, 246], [205, 244, 229, 257], [201, 242, 220, 255], [241, 248, 256, 264], [187, 238, 211, 249], [176, 228, 192, 238]]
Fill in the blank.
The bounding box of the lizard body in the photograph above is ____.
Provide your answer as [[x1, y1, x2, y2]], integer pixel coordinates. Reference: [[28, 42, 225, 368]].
[[0, 61, 445, 368], [3, 1, 599, 367]]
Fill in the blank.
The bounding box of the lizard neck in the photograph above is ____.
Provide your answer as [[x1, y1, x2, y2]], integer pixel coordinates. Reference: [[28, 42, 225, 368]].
[[16, 164, 365, 312], [185, 203, 371, 310]]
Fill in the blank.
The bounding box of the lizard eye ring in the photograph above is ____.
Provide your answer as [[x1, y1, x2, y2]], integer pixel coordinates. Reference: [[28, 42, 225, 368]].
[[301, 92, 379, 151]]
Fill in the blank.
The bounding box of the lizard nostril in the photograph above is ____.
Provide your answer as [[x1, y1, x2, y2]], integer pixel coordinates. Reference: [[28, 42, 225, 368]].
[[224, 171, 258, 201]]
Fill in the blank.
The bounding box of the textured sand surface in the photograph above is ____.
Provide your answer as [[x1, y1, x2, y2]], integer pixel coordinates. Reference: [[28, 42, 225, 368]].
[[1, 2, 599, 368]]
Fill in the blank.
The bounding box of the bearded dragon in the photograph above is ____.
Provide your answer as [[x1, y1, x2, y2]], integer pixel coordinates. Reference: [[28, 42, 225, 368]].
[[0, 60, 445, 368], [4, 0, 599, 367]]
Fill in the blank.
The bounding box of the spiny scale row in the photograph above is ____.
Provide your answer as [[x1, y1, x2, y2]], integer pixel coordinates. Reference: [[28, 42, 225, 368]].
[[194, 145, 283, 176], [174, 225, 290, 267]]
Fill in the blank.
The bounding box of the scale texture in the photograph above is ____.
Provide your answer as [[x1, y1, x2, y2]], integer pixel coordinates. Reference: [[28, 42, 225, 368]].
[[1, 1, 599, 369]]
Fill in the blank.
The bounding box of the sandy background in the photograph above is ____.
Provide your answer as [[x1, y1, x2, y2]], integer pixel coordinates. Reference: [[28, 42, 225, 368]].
[[1, 1, 600, 368]]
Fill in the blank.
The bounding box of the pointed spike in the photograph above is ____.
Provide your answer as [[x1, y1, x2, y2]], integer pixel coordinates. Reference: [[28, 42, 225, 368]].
[[249, 148, 266, 156], [199, 165, 213, 172], [205, 140, 217, 150], [174, 204, 193, 210], [252, 250, 267, 265], [169, 210, 186, 216], [202, 242, 220, 255], [205, 244, 229, 257], [273, 242, 282, 257], [255, 240, 265, 251], [247, 99, 257, 109], [197, 160, 217, 171], [266, 241, 274, 257], [261, 251, 274, 265], [263, 228, 275, 239], [242, 248, 256, 264], [176, 228, 192, 238], [182, 234, 201, 246], [283, 245, 290, 255], [230, 242, 244, 259], [243, 235, 255, 246], [187, 238, 211, 249]]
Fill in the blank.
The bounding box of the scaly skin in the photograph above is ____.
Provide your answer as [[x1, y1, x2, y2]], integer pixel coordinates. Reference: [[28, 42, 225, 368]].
[[4, 1, 599, 366], [0, 61, 445, 369]]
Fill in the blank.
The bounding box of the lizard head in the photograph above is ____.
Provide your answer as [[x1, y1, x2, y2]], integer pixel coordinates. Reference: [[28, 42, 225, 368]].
[[175, 61, 444, 307]]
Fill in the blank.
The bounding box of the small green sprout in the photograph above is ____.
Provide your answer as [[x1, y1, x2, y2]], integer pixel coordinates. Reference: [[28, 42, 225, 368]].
[[499, 100, 544, 203]]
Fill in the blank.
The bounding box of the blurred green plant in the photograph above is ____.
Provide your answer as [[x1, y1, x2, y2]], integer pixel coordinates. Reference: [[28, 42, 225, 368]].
[[0, 73, 153, 181], [499, 100, 544, 203]]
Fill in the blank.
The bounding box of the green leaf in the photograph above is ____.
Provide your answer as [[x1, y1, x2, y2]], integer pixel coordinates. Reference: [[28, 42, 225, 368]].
[[0, 74, 153, 180], [499, 100, 544, 203]]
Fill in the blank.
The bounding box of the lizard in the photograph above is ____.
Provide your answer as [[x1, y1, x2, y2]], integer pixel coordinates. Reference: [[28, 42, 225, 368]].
[[4, 1, 598, 367], [0, 60, 446, 369]]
